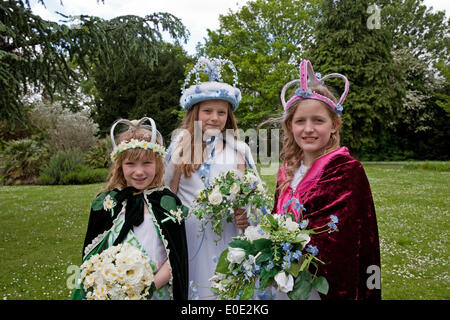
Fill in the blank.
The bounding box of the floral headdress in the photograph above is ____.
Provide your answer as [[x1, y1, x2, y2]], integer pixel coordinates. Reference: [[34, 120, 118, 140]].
[[281, 60, 349, 116], [109, 117, 166, 161], [180, 56, 242, 111]]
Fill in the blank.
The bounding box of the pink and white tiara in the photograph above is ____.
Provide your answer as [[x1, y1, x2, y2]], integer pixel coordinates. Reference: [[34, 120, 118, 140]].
[[281, 60, 349, 115]]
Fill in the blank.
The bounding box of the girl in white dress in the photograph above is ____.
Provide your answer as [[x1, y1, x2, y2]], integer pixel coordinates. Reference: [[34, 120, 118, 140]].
[[164, 57, 258, 300]]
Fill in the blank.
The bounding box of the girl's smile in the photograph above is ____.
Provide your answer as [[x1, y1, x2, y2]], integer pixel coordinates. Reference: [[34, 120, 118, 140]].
[[198, 99, 229, 135], [291, 99, 336, 165], [122, 158, 156, 191]]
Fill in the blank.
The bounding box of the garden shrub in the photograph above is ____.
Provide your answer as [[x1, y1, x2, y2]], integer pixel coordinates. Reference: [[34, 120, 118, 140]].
[[0, 136, 50, 185], [29, 101, 99, 152], [39, 149, 108, 185]]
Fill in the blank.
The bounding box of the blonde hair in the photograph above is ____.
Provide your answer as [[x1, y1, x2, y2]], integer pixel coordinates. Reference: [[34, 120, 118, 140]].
[[103, 127, 164, 191], [175, 101, 239, 178], [279, 85, 342, 193]]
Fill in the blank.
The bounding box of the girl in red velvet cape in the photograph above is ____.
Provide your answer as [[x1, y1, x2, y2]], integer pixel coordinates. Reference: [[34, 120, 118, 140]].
[[272, 60, 381, 300]]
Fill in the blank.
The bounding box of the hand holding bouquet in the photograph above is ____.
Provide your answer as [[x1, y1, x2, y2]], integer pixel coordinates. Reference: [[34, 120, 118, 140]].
[[191, 169, 272, 241], [210, 198, 339, 300], [79, 243, 155, 300]]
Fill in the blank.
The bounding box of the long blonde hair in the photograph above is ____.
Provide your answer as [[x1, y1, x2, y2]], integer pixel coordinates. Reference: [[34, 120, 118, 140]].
[[103, 128, 164, 191], [174, 102, 239, 178], [279, 85, 342, 193]]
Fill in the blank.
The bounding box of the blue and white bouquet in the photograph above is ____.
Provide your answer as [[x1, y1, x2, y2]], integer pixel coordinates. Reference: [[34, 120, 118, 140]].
[[209, 198, 339, 300], [191, 169, 272, 241]]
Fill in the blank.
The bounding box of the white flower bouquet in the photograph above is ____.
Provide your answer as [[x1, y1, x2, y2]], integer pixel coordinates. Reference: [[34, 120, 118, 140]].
[[210, 198, 339, 300], [79, 243, 154, 300], [191, 169, 272, 241]]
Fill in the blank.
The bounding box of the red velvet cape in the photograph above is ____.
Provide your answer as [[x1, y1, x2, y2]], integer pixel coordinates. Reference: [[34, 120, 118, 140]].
[[273, 147, 381, 300]]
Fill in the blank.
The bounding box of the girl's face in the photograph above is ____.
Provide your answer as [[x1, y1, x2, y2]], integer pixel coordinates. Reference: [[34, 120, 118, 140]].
[[291, 99, 336, 163], [197, 99, 229, 135], [122, 156, 156, 191]]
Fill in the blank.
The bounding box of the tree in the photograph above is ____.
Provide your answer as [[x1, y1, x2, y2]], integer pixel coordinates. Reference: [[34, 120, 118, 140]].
[[381, 0, 449, 65], [0, 0, 189, 125], [200, 0, 321, 130], [91, 43, 192, 142], [306, 0, 405, 158]]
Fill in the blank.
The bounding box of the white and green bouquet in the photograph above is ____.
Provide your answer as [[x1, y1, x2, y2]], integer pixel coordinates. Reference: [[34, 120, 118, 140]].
[[209, 198, 339, 300], [79, 242, 155, 300], [191, 168, 272, 241]]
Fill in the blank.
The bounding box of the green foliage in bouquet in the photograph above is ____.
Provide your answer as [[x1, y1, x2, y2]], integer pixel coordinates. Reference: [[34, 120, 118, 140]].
[[210, 198, 339, 300], [191, 169, 273, 242]]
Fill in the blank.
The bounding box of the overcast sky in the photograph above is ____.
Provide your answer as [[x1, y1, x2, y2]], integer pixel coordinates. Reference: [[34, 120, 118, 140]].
[[30, 0, 449, 55]]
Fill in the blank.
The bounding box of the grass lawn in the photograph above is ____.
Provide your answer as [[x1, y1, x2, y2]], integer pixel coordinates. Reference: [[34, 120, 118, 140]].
[[0, 163, 448, 300]]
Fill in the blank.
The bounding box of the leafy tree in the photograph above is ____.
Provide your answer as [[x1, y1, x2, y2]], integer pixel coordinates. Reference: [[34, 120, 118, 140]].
[[381, 0, 449, 65], [306, 0, 405, 158], [0, 0, 189, 125], [200, 0, 321, 130], [434, 60, 450, 115], [91, 43, 192, 142]]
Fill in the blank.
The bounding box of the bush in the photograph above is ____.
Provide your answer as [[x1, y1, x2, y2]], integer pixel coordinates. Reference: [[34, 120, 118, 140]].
[[403, 162, 450, 172], [61, 167, 109, 185], [0, 137, 50, 185], [39, 149, 108, 185], [39, 149, 84, 184], [29, 100, 99, 152], [84, 137, 112, 169]]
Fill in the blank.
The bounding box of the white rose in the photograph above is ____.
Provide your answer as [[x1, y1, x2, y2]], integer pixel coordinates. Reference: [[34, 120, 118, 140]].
[[283, 216, 299, 232], [244, 225, 269, 242], [208, 186, 223, 205], [245, 172, 259, 184], [256, 182, 265, 194], [295, 233, 311, 248], [227, 247, 246, 264], [101, 263, 118, 283], [229, 183, 240, 200], [124, 263, 145, 286], [274, 271, 294, 293]]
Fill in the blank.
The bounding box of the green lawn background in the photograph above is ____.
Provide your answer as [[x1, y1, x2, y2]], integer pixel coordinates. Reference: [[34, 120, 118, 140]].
[[0, 163, 448, 300]]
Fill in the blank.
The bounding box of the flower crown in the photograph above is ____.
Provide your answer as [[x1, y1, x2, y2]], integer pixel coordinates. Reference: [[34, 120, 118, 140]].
[[281, 60, 349, 116], [109, 117, 166, 161], [180, 56, 242, 111]]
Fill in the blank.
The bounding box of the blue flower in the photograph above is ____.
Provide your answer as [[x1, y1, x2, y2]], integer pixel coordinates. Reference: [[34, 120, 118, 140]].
[[335, 104, 343, 114], [299, 219, 308, 229], [295, 88, 312, 98], [328, 222, 338, 233], [315, 72, 322, 80], [265, 261, 274, 271], [330, 215, 338, 224], [281, 242, 292, 252], [219, 89, 229, 97], [292, 250, 302, 260], [190, 281, 200, 299], [306, 245, 319, 256], [256, 290, 273, 300], [282, 260, 291, 270]]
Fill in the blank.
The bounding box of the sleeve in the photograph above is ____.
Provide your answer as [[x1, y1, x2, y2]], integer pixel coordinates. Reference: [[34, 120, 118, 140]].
[[81, 193, 115, 259], [148, 189, 189, 300], [272, 164, 286, 214], [304, 160, 381, 300]]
